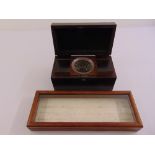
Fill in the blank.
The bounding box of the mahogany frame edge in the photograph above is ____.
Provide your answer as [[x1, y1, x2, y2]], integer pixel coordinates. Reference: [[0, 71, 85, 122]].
[[27, 90, 143, 131]]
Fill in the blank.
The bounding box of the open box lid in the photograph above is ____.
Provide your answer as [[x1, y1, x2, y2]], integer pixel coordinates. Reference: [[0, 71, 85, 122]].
[[51, 23, 116, 57]]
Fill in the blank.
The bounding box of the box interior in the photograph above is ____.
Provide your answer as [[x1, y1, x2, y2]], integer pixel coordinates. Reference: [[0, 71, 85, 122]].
[[52, 23, 116, 56], [35, 94, 135, 122]]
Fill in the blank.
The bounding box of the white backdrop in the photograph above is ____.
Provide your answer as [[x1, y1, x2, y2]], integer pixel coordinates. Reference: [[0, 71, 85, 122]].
[[0, 20, 155, 134]]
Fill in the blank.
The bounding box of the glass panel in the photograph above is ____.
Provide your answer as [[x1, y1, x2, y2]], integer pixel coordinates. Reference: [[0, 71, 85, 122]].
[[35, 95, 135, 122]]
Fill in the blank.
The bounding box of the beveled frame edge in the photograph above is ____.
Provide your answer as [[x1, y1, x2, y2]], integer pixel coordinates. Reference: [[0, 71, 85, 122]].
[[27, 90, 143, 130], [27, 91, 40, 128], [128, 91, 143, 128]]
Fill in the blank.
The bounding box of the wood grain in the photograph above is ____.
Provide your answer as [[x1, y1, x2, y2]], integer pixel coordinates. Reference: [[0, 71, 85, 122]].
[[27, 91, 143, 131]]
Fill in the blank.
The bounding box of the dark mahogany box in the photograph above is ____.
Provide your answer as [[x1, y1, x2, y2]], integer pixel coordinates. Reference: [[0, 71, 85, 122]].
[[51, 23, 117, 90], [27, 91, 143, 131]]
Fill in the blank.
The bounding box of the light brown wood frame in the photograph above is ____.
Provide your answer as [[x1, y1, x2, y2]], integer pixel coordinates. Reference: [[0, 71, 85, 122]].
[[27, 91, 143, 131]]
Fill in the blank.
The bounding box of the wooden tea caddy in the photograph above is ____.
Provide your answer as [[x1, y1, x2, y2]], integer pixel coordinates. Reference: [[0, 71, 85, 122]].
[[27, 23, 143, 131], [51, 23, 117, 90]]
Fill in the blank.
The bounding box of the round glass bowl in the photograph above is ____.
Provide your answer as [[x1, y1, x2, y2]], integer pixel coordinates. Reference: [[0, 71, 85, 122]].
[[71, 57, 95, 75]]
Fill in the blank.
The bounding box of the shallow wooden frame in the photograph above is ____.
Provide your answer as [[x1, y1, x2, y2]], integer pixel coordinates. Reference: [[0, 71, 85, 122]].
[[27, 91, 143, 131]]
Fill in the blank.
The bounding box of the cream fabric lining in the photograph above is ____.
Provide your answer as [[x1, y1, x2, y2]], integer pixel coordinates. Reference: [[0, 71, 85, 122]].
[[35, 95, 135, 122]]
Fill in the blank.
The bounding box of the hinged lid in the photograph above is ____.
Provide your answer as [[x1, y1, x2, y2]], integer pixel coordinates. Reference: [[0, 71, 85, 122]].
[[51, 22, 116, 57]]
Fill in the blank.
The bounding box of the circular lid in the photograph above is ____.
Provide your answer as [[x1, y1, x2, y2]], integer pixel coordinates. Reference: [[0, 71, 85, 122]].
[[71, 57, 94, 75]]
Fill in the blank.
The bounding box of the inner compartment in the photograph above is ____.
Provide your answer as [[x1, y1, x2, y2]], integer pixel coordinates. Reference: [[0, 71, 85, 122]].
[[52, 56, 114, 76], [35, 94, 135, 122]]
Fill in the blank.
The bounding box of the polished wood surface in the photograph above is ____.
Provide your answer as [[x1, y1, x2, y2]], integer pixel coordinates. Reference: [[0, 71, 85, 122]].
[[51, 56, 116, 90], [51, 23, 117, 90], [27, 91, 143, 131]]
